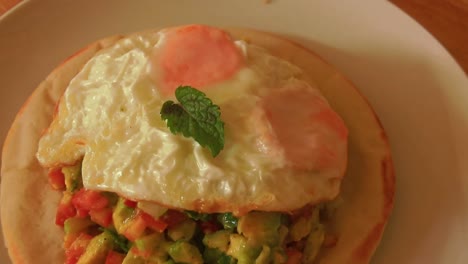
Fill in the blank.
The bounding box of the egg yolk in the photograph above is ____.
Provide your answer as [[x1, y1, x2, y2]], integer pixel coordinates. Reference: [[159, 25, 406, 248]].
[[150, 24, 245, 96], [252, 84, 348, 171]]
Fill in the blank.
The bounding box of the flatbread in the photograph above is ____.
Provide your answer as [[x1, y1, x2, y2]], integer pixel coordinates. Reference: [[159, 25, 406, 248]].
[[0, 28, 394, 264], [0, 35, 122, 264]]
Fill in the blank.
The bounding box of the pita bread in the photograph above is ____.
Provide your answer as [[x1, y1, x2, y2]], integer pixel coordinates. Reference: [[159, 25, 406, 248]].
[[0, 28, 394, 264]]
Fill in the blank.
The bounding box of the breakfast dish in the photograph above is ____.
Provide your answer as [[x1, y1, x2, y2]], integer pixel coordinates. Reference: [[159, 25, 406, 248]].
[[0, 25, 394, 263]]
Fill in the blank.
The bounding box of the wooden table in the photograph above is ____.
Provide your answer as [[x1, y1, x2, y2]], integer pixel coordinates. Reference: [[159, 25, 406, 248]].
[[1, 0, 467, 74]]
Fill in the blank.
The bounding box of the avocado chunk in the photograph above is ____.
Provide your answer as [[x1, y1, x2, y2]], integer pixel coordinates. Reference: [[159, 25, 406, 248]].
[[122, 249, 146, 264], [122, 250, 172, 264], [254, 245, 271, 264], [288, 207, 320, 242], [134, 232, 169, 259], [64, 217, 95, 235], [254, 246, 287, 264], [148, 254, 171, 264], [203, 248, 237, 264], [277, 225, 288, 246], [237, 212, 282, 247], [227, 234, 261, 264], [167, 219, 197, 241], [113, 198, 136, 235], [76, 231, 114, 264], [168, 240, 203, 264], [303, 224, 325, 263], [62, 161, 82, 192], [202, 230, 232, 252]]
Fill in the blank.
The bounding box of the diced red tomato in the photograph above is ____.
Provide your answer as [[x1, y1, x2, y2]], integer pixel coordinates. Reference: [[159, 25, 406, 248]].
[[200, 220, 221, 234], [48, 167, 65, 190], [286, 248, 303, 264], [124, 199, 138, 208], [89, 207, 113, 227], [76, 208, 89, 218], [160, 210, 187, 228], [123, 213, 147, 241], [140, 211, 168, 232], [72, 189, 109, 211], [105, 250, 125, 264], [56, 192, 77, 226], [65, 233, 93, 264]]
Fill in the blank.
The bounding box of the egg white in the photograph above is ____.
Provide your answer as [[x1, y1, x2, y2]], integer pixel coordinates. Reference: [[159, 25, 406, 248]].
[[37, 30, 347, 214]]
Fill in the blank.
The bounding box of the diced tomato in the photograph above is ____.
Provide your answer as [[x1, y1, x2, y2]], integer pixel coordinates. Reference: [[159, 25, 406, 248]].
[[140, 211, 168, 232], [160, 210, 187, 228], [124, 199, 138, 208], [56, 192, 77, 226], [72, 189, 109, 211], [200, 220, 221, 234], [76, 208, 89, 218], [286, 248, 303, 264], [65, 233, 93, 264], [105, 250, 125, 264], [123, 213, 147, 241], [89, 208, 113, 227], [48, 167, 65, 190]]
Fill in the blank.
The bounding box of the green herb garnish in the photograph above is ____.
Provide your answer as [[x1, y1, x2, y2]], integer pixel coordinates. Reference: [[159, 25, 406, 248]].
[[217, 213, 238, 230], [160, 86, 224, 157]]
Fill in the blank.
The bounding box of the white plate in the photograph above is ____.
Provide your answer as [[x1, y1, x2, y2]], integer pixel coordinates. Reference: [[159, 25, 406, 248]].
[[1, 0, 468, 263]]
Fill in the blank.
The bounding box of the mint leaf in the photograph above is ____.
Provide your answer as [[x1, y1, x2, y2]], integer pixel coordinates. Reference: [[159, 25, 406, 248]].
[[160, 86, 225, 157], [217, 212, 238, 229]]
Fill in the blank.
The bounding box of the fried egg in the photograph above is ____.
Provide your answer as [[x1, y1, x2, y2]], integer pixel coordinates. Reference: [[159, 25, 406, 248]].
[[37, 25, 348, 215]]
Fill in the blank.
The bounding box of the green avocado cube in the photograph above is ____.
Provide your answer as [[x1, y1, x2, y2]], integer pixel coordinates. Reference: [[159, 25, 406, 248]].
[[168, 240, 203, 264], [237, 212, 282, 247], [62, 161, 82, 192], [122, 249, 146, 264], [254, 245, 272, 264], [113, 198, 136, 235], [303, 224, 325, 263], [227, 234, 261, 264], [134, 232, 168, 260], [76, 232, 114, 264], [202, 230, 232, 252], [64, 217, 94, 235], [288, 207, 320, 242], [167, 219, 197, 241], [203, 248, 236, 264]]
